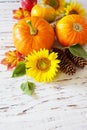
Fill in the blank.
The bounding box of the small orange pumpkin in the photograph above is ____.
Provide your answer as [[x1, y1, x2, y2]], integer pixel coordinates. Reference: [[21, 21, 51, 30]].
[[12, 16, 55, 55], [56, 14, 87, 46]]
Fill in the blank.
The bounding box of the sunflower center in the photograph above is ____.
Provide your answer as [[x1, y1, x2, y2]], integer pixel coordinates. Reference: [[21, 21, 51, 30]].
[[36, 58, 51, 71], [73, 23, 82, 32], [68, 9, 79, 15]]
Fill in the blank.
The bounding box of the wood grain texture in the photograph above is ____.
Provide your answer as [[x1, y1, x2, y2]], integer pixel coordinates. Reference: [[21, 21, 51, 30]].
[[0, 0, 87, 130]]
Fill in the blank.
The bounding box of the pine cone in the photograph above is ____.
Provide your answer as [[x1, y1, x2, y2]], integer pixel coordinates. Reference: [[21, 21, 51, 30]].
[[64, 48, 87, 68], [53, 48, 76, 75]]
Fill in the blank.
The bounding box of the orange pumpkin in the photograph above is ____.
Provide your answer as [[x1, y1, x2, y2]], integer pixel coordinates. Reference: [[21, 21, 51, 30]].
[[56, 15, 87, 46], [12, 16, 55, 55]]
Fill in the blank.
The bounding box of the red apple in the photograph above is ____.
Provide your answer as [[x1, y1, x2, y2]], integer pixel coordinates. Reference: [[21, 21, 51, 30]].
[[21, 0, 37, 11]]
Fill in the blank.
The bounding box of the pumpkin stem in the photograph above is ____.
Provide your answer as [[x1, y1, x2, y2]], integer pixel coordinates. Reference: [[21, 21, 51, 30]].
[[27, 20, 37, 35], [73, 23, 82, 32]]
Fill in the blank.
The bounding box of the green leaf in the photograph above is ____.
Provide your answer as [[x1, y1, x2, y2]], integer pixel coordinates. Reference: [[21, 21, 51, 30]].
[[20, 81, 35, 96], [69, 44, 87, 58], [12, 61, 26, 77]]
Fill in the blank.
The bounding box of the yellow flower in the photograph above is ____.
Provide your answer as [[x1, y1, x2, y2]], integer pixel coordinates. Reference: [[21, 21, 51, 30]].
[[25, 49, 60, 82], [42, 0, 65, 16], [65, 0, 86, 16]]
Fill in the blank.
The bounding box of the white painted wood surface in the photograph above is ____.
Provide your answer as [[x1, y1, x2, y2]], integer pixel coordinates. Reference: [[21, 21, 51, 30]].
[[0, 0, 87, 130]]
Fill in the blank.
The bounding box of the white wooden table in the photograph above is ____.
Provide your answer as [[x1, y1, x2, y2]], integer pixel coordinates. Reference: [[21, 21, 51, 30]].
[[0, 0, 87, 130]]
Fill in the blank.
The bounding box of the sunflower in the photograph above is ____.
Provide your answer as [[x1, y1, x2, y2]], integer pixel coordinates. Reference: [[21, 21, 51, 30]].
[[25, 49, 60, 82], [65, 0, 86, 16], [42, 0, 65, 16]]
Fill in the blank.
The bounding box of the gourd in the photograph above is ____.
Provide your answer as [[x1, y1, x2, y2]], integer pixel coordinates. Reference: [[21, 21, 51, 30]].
[[56, 15, 87, 46], [12, 16, 55, 55], [31, 4, 56, 22]]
